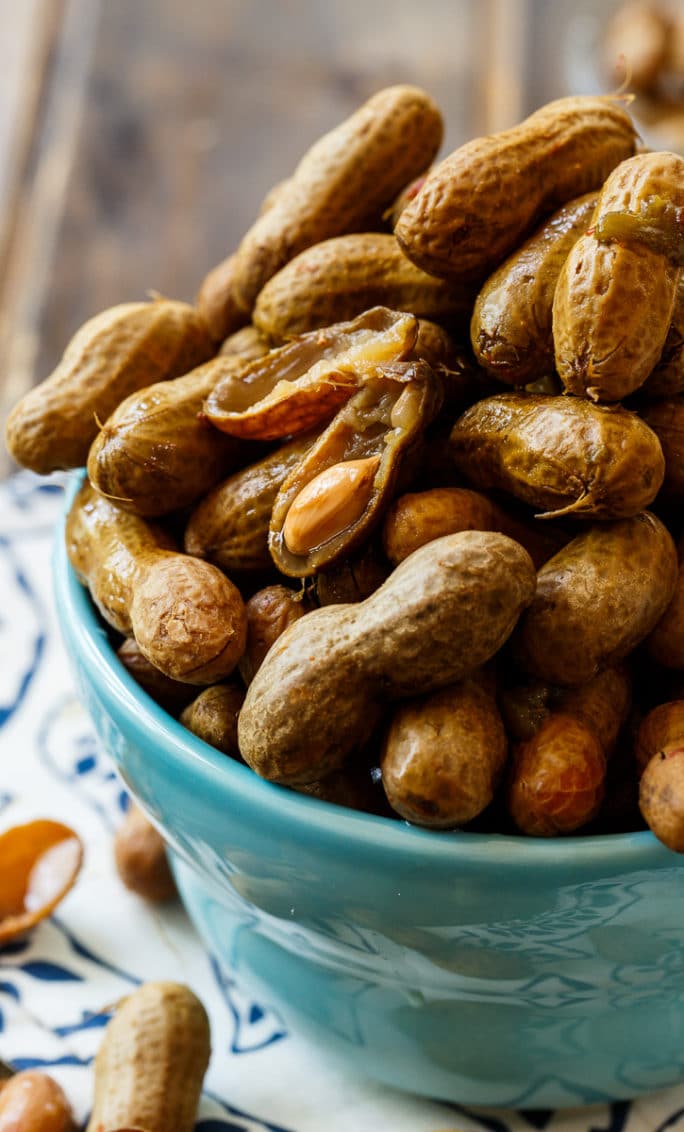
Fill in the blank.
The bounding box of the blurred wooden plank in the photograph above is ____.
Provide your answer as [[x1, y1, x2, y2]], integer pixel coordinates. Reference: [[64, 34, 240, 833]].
[[0, 0, 98, 478]]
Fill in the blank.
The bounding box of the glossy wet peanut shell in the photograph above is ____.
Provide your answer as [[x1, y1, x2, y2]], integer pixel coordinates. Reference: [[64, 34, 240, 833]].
[[238, 531, 536, 783], [634, 700, 684, 772], [253, 233, 474, 343], [514, 512, 678, 686], [87, 358, 247, 517], [231, 84, 443, 310], [395, 95, 636, 283], [5, 300, 213, 474], [239, 585, 311, 685], [184, 433, 316, 573], [448, 393, 665, 519], [381, 680, 507, 828], [641, 277, 684, 397], [67, 481, 247, 684], [471, 192, 597, 385], [553, 152, 684, 401], [640, 397, 684, 498], [639, 745, 684, 852]]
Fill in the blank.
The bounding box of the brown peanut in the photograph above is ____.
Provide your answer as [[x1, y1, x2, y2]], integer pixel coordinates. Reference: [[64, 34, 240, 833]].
[[635, 700, 684, 772], [553, 152, 684, 401], [239, 585, 311, 685], [5, 300, 213, 474], [640, 397, 684, 499], [0, 1070, 77, 1132], [195, 253, 249, 342], [66, 481, 247, 684], [395, 95, 636, 283], [639, 744, 684, 851], [116, 639, 197, 715], [86, 982, 210, 1132], [114, 804, 177, 903], [647, 535, 684, 667], [253, 233, 474, 343], [231, 85, 443, 310], [180, 683, 245, 756]]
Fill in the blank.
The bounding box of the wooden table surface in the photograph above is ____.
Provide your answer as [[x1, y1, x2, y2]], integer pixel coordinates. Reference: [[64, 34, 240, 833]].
[[0, 0, 639, 477]]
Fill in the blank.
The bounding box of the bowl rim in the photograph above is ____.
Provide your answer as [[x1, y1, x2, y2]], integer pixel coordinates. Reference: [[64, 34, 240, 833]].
[[54, 472, 676, 872]]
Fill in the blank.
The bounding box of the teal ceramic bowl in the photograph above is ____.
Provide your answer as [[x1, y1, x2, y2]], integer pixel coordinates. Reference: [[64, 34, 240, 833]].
[[54, 478, 684, 1109]]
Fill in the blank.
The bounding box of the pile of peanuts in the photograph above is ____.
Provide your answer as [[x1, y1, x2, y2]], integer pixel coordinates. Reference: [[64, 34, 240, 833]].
[[7, 85, 684, 848]]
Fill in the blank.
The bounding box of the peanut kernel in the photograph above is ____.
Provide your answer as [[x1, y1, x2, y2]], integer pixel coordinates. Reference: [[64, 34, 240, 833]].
[[283, 457, 380, 555]]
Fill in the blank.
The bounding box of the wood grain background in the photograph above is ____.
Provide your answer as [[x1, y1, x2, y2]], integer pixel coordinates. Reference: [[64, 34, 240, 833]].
[[0, 0, 627, 476]]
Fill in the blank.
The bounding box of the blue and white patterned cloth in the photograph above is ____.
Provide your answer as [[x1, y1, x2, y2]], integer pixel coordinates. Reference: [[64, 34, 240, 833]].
[[2, 470, 684, 1132]]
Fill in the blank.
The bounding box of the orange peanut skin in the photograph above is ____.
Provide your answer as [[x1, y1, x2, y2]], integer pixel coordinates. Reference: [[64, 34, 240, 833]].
[[0, 1070, 77, 1132], [395, 95, 636, 283], [553, 152, 684, 402], [508, 714, 607, 836], [634, 700, 684, 772], [639, 744, 684, 852], [231, 85, 443, 310]]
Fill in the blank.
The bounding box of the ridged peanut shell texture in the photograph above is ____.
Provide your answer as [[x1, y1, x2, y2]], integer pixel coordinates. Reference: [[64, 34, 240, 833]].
[[514, 513, 678, 686], [5, 300, 213, 473], [253, 233, 473, 342], [448, 393, 665, 519], [231, 84, 443, 310], [471, 192, 598, 385], [238, 531, 536, 784], [395, 95, 636, 283], [553, 152, 684, 401], [86, 981, 210, 1132]]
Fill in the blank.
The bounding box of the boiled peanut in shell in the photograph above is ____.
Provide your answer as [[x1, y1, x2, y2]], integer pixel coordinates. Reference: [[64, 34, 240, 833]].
[[66, 481, 247, 684], [238, 531, 536, 784], [448, 393, 665, 519], [553, 151, 684, 401], [514, 513, 678, 686], [5, 300, 213, 474], [395, 95, 636, 283]]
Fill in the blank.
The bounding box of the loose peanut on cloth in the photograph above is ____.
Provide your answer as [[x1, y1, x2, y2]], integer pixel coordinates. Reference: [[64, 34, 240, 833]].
[[85, 982, 210, 1132], [238, 532, 536, 784], [5, 300, 213, 474], [0, 820, 83, 944], [0, 1069, 77, 1132], [180, 683, 245, 756], [471, 192, 598, 386], [114, 804, 177, 904], [87, 357, 250, 518], [381, 680, 507, 828], [553, 152, 684, 401], [66, 481, 247, 684], [253, 233, 474, 343], [230, 84, 443, 311], [395, 95, 636, 283], [514, 513, 678, 686], [203, 306, 418, 440], [448, 393, 665, 519]]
